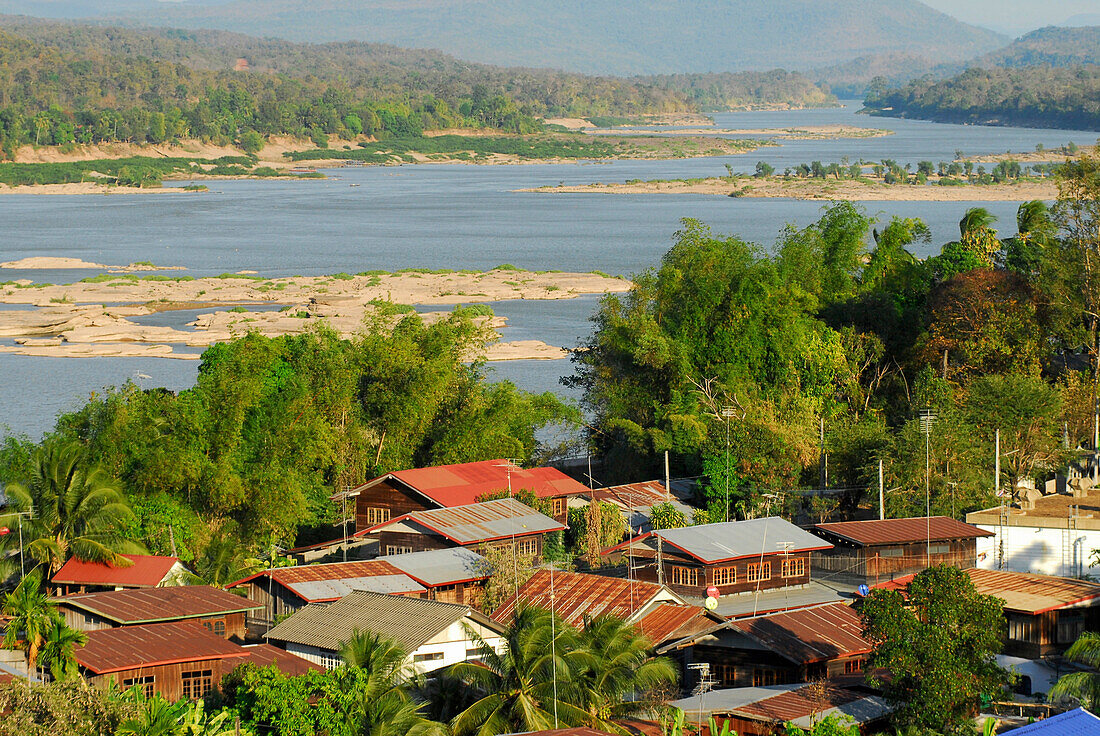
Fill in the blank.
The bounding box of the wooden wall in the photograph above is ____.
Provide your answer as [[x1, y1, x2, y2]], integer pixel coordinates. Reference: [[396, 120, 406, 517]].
[[355, 481, 432, 532], [86, 657, 242, 702], [59, 608, 246, 642], [628, 550, 811, 596], [812, 538, 978, 585]]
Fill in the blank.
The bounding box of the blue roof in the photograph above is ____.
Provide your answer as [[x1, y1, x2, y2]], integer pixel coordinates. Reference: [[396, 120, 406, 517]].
[[1009, 708, 1100, 735]]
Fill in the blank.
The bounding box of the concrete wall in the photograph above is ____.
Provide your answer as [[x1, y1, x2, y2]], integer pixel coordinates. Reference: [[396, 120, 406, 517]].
[[974, 524, 1100, 577]]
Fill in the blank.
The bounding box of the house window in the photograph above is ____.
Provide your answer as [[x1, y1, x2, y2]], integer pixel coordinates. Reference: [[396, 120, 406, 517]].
[[515, 537, 538, 557], [844, 658, 865, 674], [713, 567, 736, 586], [1058, 612, 1085, 644], [782, 558, 805, 577], [181, 669, 213, 700], [319, 651, 342, 669], [84, 613, 95, 625], [466, 647, 486, 660], [413, 652, 445, 663], [1008, 615, 1036, 643], [747, 562, 771, 582], [753, 669, 778, 687], [551, 497, 566, 516], [670, 566, 698, 587], [213, 620, 226, 637], [713, 664, 737, 687], [122, 675, 155, 697], [879, 547, 903, 558], [363, 507, 391, 526], [929, 543, 950, 555], [386, 545, 413, 555]]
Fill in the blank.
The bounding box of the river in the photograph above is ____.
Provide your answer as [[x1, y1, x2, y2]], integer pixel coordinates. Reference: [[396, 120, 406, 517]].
[[1, 102, 1095, 438]]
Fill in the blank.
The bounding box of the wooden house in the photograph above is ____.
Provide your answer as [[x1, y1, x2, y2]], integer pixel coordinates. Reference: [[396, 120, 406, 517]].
[[76, 622, 251, 700], [341, 459, 589, 530], [362, 497, 564, 557], [376, 547, 491, 606], [571, 480, 696, 535], [875, 568, 1100, 659], [264, 590, 506, 674], [50, 554, 189, 595], [604, 518, 832, 597], [658, 602, 871, 690], [811, 516, 992, 586], [53, 586, 259, 641]]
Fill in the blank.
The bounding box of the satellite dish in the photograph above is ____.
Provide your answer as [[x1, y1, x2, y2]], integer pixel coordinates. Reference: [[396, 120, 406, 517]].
[[704, 597, 718, 611]]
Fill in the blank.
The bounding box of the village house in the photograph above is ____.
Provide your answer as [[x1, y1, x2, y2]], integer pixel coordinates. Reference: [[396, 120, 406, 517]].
[[967, 487, 1100, 577], [75, 621, 251, 700], [340, 459, 589, 530], [603, 517, 832, 598], [570, 480, 696, 535], [811, 516, 992, 586], [375, 547, 490, 605], [658, 602, 872, 691], [264, 590, 506, 674], [50, 554, 190, 595], [227, 559, 428, 636], [670, 682, 892, 736], [361, 497, 564, 557], [53, 585, 260, 641], [875, 568, 1100, 660]]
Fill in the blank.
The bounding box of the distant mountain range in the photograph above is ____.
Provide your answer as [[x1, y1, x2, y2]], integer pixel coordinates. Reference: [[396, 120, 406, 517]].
[[0, 0, 1006, 76], [978, 25, 1100, 67]]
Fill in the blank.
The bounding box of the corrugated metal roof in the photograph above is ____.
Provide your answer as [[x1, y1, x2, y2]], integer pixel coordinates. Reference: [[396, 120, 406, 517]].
[[228, 560, 412, 601], [729, 602, 871, 664], [713, 581, 851, 619], [587, 482, 696, 531], [52, 555, 182, 588], [814, 516, 993, 546], [1007, 707, 1100, 735], [654, 518, 832, 564], [53, 585, 259, 624], [284, 575, 425, 601], [76, 621, 249, 674], [872, 569, 1100, 614], [238, 644, 324, 677], [734, 685, 887, 727], [347, 459, 590, 507], [265, 590, 498, 653], [633, 603, 716, 644], [372, 497, 564, 545], [377, 547, 489, 586], [492, 570, 679, 627]]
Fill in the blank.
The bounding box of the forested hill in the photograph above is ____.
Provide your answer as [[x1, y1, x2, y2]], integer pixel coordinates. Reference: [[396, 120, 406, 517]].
[[863, 65, 1100, 131], [0, 0, 1006, 76], [977, 25, 1100, 67]]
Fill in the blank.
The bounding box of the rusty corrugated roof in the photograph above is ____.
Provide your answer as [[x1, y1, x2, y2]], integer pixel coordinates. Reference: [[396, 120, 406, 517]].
[[370, 497, 564, 545], [872, 568, 1100, 614], [633, 603, 717, 644], [238, 644, 324, 676], [734, 685, 866, 722], [54, 585, 259, 624], [347, 459, 590, 507], [492, 570, 678, 627], [594, 481, 672, 507], [228, 559, 421, 602], [729, 602, 871, 664], [813, 517, 993, 546], [52, 555, 181, 588], [76, 621, 249, 674]]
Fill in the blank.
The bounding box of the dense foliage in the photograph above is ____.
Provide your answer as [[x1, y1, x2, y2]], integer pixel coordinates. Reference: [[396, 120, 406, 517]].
[[570, 156, 1100, 521], [860, 565, 1008, 733], [864, 64, 1100, 131], [978, 25, 1100, 69]]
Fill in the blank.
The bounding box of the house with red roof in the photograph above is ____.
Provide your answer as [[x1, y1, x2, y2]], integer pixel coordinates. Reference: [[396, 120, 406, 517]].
[[50, 554, 189, 595], [341, 459, 589, 531], [811, 516, 993, 586]]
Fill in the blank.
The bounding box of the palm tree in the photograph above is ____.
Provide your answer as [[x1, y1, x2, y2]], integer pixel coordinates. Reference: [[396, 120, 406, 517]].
[[959, 207, 998, 239], [1051, 632, 1100, 709], [339, 630, 446, 736], [0, 441, 142, 578], [576, 614, 679, 724], [38, 615, 87, 682], [188, 537, 258, 587], [1, 574, 54, 676], [116, 696, 185, 736], [449, 605, 594, 736]]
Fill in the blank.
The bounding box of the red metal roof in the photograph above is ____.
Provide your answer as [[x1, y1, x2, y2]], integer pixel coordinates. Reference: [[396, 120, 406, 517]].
[[351, 459, 590, 507], [54, 585, 259, 624], [76, 621, 248, 674], [734, 685, 865, 722], [634, 603, 716, 644], [730, 602, 871, 664], [237, 644, 324, 677], [52, 555, 181, 588], [492, 570, 674, 627], [813, 517, 992, 546]]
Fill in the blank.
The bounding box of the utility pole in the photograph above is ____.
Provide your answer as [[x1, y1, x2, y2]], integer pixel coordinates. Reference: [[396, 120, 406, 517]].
[[819, 417, 826, 490], [664, 450, 671, 502], [721, 407, 736, 522], [920, 410, 936, 566], [878, 459, 884, 521]]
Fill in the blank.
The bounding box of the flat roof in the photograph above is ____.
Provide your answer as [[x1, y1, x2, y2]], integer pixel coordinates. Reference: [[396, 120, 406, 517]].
[[967, 488, 1100, 531], [53, 585, 260, 624], [814, 516, 992, 546]]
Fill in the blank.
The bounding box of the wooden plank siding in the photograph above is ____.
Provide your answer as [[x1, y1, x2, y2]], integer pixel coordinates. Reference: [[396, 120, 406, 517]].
[[59, 608, 246, 642], [628, 550, 812, 596], [1005, 607, 1100, 658], [673, 644, 869, 692], [811, 539, 978, 586], [86, 658, 241, 702], [355, 480, 432, 532], [377, 530, 546, 559]]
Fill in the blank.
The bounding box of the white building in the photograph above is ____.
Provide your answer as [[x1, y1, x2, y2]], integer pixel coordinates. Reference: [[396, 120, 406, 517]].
[[264, 589, 505, 674]]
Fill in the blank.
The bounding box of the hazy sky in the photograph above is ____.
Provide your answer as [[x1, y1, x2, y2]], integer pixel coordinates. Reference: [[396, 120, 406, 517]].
[[920, 0, 1099, 35]]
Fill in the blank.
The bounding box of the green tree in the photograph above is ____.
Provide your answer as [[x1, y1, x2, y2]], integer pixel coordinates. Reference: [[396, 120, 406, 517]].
[[860, 565, 1008, 734], [0, 441, 140, 577], [116, 696, 184, 736], [575, 614, 678, 722], [37, 616, 87, 682], [450, 606, 594, 735], [1, 574, 55, 676], [0, 680, 132, 736], [188, 536, 259, 587], [1050, 631, 1100, 709]]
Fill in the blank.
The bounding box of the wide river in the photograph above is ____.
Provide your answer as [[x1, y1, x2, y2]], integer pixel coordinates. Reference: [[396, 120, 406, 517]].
[[1, 102, 1096, 438]]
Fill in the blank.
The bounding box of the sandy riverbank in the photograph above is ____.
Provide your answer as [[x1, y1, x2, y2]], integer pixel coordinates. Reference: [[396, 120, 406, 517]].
[[520, 176, 1058, 201], [586, 124, 891, 140], [0, 257, 185, 271], [0, 268, 630, 361]]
